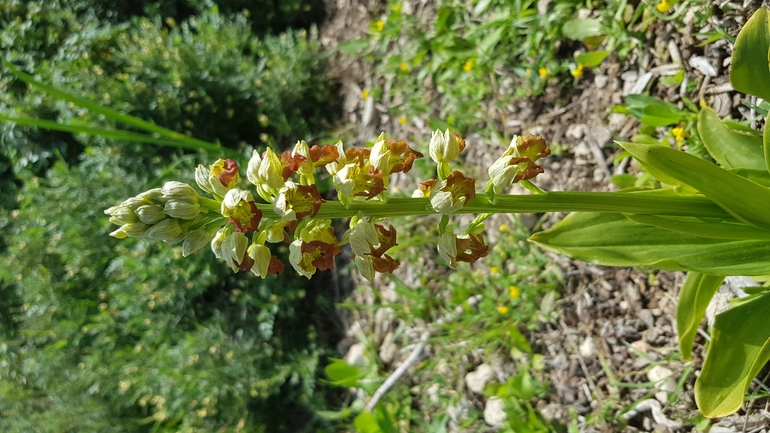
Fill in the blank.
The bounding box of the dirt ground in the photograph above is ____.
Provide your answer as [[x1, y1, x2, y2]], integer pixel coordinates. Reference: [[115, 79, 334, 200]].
[[318, 0, 770, 431]]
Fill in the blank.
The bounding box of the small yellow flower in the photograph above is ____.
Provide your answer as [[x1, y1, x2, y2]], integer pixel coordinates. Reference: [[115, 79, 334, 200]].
[[672, 126, 688, 145], [490, 266, 500, 274], [375, 19, 385, 32], [538, 67, 549, 79], [499, 224, 509, 232], [463, 59, 473, 72], [399, 116, 407, 125], [656, 0, 673, 13], [497, 305, 509, 314], [571, 63, 584, 78], [509, 285, 520, 299], [362, 89, 370, 100], [400, 63, 409, 72]]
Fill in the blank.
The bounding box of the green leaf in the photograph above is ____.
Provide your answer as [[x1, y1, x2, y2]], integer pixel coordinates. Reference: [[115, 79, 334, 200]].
[[530, 212, 770, 276], [625, 94, 684, 127], [575, 51, 610, 68], [562, 18, 602, 41], [354, 412, 382, 433], [620, 142, 770, 231], [697, 107, 766, 170], [676, 272, 724, 361], [730, 7, 770, 101], [625, 214, 770, 241], [324, 358, 362, 387], [695, 292, 770, 417], [728, 168, 770, 187], [478, 26, 505, 55]]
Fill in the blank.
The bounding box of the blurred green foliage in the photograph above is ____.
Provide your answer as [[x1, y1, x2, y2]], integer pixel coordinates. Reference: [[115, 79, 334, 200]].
[[0, 1, 343, 431], [0, 1, 340, 174]]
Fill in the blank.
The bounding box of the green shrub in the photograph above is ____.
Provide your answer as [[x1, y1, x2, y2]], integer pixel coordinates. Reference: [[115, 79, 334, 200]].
[[0, 3, 340, 173]]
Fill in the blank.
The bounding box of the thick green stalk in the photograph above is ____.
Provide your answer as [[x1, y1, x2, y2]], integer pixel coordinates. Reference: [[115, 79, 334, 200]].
[[254, 192, 731, 220]]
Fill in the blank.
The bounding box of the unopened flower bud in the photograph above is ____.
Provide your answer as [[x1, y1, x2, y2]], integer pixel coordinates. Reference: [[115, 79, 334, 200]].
[[429, 129, 465, 164], [164, 200, 201, 220], [138, 188, 164, 205], [110, 222, 150, 239], [161, 181, 199, 203], [105, 205, 138, 225], [135, 204, 166, 225]]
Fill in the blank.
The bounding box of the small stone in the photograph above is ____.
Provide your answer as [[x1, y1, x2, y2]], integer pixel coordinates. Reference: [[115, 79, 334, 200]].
[[483, 396, 508, 428], [344, 343, 366, 367], [465, 364, 494, 395], [579, 337, 595, 358], [379, 332, 397, 365], [647, 365, 677, 404], [689, 56, 717, 77]]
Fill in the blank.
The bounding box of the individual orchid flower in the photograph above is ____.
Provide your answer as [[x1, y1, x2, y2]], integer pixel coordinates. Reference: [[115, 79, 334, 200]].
[[347, 220, 399, 280], [437, 226, 489, 269], [221, 188, 262, 233], [333, 163, 385, 202], [273, 181, 324, 221], [430, 170, 476, 215], [292, 140, 316, 183], [411, 179, 437, 198], [247, 148, 285, 200], [369, 132, 423, 186], [211, 228, 252, 272], [488, 133, 550, 192], [196, 158, 239, 197], [289, 219, 341, 278], [246, 232, 285, 278], [308, 143, 340, 168]]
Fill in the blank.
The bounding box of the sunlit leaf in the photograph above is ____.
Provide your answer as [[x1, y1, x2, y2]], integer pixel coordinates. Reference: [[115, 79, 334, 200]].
[[676, 272, 724, 360], [562, 18, 602, 41], [530, 212, 770, 276], [695, 292, 770, 417], [730, 7, 770, 101], [698, 107, 765, 170], [620, 142, 770, 231]]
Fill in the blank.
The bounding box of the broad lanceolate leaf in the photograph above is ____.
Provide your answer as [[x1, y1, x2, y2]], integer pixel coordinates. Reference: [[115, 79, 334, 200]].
[[562, 18, 602, 41], [620, 142, 770, 231], [695, 291, 770, 417], [698, 107, 766, 170], [676, 272, 724, 361], [626, 94, 685, 127], [530, 212, 770, 276], [730, 7, 770, 101]]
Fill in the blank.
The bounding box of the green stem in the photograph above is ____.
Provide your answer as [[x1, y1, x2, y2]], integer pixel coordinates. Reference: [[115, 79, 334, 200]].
[[254, 191, 731, 220]]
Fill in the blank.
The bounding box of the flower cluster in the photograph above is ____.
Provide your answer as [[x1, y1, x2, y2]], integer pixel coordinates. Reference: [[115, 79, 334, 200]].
[[107, 130, 550, 280]]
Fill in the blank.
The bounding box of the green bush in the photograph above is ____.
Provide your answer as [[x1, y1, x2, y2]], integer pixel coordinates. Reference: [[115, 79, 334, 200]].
[[0, 3, 340, 173], [0, 149, 334, 432]]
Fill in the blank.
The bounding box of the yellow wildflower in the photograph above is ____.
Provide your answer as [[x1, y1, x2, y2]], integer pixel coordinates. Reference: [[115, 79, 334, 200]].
[[490, 266, 500, 274], [463, 59, 473, 72], [571, 64, 584, 78], [538, 67, 549, 79], [400, 63, 409, 72], [497, 305, 509, 314], [672, 126, 688, 145], [509, 285, 520, 299], [375, 20, 385, 32], [399, 116, 407, 125], [362, 89, 370, 100], [656, 0, 673, 13], [499, 223, 509, 232]]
